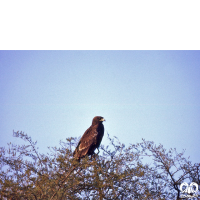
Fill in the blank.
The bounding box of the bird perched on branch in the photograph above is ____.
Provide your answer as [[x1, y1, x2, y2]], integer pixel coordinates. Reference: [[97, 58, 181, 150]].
[[50, 116, 105, 200], [73, 116, 105, 160]]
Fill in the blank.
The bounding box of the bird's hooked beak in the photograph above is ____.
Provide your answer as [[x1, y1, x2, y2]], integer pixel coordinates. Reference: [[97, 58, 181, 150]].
[[100, 118, 106, 122]]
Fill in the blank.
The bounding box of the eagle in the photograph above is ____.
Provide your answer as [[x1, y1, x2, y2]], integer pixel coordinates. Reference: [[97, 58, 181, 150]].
[[73, 116, 105, 160]]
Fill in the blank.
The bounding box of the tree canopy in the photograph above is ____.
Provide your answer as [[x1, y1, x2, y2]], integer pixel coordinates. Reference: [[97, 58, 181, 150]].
[[0, 131, 199, 199]]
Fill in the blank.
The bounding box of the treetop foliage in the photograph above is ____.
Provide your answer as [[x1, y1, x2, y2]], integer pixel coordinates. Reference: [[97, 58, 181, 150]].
[[0, 131, 199, 200]]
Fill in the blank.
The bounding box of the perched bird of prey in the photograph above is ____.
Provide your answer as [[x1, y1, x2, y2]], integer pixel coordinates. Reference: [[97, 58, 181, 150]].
[[73, 116, 105, 160]]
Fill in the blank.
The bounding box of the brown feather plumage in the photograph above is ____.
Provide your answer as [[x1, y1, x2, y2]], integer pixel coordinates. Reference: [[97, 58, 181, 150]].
[[73, 116, 105, 160]]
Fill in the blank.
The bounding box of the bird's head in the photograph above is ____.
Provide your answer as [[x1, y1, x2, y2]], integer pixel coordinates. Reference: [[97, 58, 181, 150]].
[[92, 116, 105, 125]]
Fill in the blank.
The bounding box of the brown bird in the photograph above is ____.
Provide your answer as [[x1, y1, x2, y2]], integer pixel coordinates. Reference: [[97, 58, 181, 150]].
[[73, 116, 105, 160]]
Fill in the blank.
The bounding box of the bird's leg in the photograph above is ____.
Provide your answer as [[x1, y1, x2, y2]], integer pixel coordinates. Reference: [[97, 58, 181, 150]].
[[90, 152, 98, 160], [91, 153, 96, 159], [97, 148, 100, 155]]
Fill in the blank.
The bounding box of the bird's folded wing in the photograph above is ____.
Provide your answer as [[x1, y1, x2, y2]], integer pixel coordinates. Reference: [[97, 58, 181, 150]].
[[78, 126, 97, 151]]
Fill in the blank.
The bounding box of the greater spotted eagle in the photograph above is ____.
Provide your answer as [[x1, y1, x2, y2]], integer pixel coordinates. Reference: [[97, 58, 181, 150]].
[[73, 116, 105, 160]]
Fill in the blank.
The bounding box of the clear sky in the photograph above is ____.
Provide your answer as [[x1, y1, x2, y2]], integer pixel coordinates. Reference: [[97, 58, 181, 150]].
[[0, 51, 200, 164]]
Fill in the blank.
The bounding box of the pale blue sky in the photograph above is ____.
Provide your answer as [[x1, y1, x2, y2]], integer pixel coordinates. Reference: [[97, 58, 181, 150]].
[[0, 51, 200, 163]]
